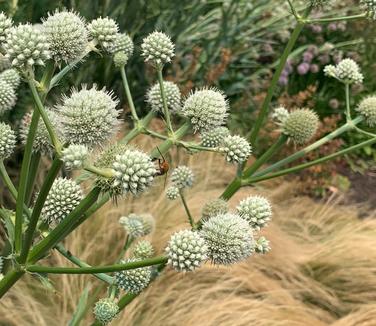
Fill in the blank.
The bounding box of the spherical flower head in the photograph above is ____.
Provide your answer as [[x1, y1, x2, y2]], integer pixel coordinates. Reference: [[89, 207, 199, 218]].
[[114, 258, 152, 293], [108, 33, 134, 57], [61, 144, 88, 169], [171, 165, 194, 189], [0, 122, 16, 160], [41, 177, 83, 226], [200, 126, 230, 148], [201, 213, 255, 265], [166, 185, 180, 200], [165, 230, 208, 272], [42, 10, 88, 63], [132, 240, 154, 259], [282, 108, 319, 145], [113, 52, 129, 68], [141, 31, 174, 67], [93, 298, 119, 325], [360, 0, 376, 20], [3, 24, 50, 69], [255, 236, 271, 254], [201, 198, 229, 221], [324, 59, 364, 84], [0, 12, 12, 42], [237, 195, 272, 231], [58, 86, 120, 148], [356, 96, 376, 127], [221, 135, 252, 164], [119, 213, 155, 238], [272, 106, 290, 125], [146, 81, 181, 113], [182, 88, 228, 132], [0, 79, 16, 114], [112, 148, 156, 195], [0, 69, 21, 90], [88, 17, 119, 51]]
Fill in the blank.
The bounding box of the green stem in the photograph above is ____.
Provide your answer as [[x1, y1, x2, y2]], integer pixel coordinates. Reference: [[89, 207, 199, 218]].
[[120, 66, 139, 121], [116, 235, 134, 261], [179, 190, 195, 228], [220, 177, 242, 200], [84, 165, 114, 178], [308, 13, 366, 23], [25, 152, 41, 206], [27, 256, 168, 274], [0, 161, 18, 201], [157, 68, 174, 134], [345, 83, 351, 122], [0, 269, 24, 299]]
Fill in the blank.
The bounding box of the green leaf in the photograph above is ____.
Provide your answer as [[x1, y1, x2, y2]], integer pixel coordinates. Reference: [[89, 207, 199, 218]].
[[68, 285, 91, 326]]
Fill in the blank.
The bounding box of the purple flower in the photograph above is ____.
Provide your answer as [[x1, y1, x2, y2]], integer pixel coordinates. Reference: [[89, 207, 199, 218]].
[[328, 23, 337, 32], [318, 54, 330, 65], [307, 45, 319, 56], [329, 99, 340, 109], [297, 62, 310, 75], [278, 75, 289, 86], [311, 25, 323, 34], [303, 51, 314, 63], [310, 64, 319, 73], [337, 23, 346, 32]]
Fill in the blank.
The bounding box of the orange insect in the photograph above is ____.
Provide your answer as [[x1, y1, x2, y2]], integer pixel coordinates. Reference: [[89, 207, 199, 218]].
[[153, 147, 170, 188]]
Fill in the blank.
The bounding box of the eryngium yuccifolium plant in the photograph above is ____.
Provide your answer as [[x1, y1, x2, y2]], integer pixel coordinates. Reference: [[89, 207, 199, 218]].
[[88, 17, 119, 51], [112, 149, 156, 195], [141, 31, 174, 67], [3, 24, 50, 69], [171, 166, 194, 189], [41, 177, 83, 226], [272, 106, 290, 125], [114, 259, 152, 293], [42, 10, 88, 63], [201, 213, 255, 265], [324, 58, 364, 84], [237, 195, 272, 231], [0, 69, 20, 89], [282, 108, 319, 145], [132, 240, 154, 259], [0, 122, 16, 160], [200, 126, 230, 148], [165, 230, 208, 272], [113, 52, 129, 68], [182, 88, 228, 132], [119, 213, 155, 238], [146, 81, 181, 112], [356, 96, 376, 127], [93, 298, 119, 325], [361, 0, 376, 20], [61, 144, 88, 170], [222, 135, 252, 163], [166, 185, 180, 200], [58, 86, 120, 148], [255, 236, 271, 254], [0, 79, 16, 114], [201, 198, 229, 221], [108, 33, 134, 57], [0, 12, 12, 42]]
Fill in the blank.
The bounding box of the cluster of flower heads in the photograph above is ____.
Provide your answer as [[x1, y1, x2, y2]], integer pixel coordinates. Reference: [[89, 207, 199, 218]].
[[324, 58, 364, 85], [361, 0, 376, 20]]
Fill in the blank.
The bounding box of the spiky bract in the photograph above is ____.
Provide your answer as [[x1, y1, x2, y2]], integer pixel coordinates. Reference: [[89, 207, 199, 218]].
[[119, 213, 155, 238]]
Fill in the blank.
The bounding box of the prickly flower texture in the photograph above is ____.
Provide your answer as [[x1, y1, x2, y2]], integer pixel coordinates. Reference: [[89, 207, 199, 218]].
[[361, 0, 376, 20], [58, 86, 120, 148], [113, 148, 156, 195], [0, 79, 16, 114], [324, 58, 364, 84], [0, 69, 20, 90], [41, 177, 83, 226], [171, 165, 194, 189], [182, 88, 228, 132], [201, 198, 229, 221], [200, 126, 230, 148], [108, 33, 134, 57], [93, 298, 119, 325], [114, 258, 152, 293], [272, 106, 290, 125], [146, 81, 181, 112], [3, 24, 50, 69], [132, 240, 154, 259], [0, 122, 16, 160], [0, 12, 12, 43], [61, 144, 88, 169], [88, 17, 119, 51], [141, 31, 175, 67], [356, 96, 376, 127], [166, 185, 180, 200], [237, 195, 272, 231], [119, 213, 155, 238], [201, 213, 255, 265], [166, 230, 208, 272], [43, 10, 88, 63], [222, 135, 252, 164], [255, 236, 271, 254]]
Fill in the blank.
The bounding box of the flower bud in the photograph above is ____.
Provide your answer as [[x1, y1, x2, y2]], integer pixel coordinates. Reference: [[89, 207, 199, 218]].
[[171, 166, 194, 189], [237, 195, 272, 231], [221, 135, 252, 164], [93, 298, 119, 325], [0, 122, 16, 160], [200, 126, 230, 148], [119, 213, 155, 238], [146, 81, 181, 112], [0, 79, 16, 114], [61, 144, 88, 169], [356, 96, 376, 127], [166, 185, 180, 200], [255, 236, 271, 254], [132, 240, 154, 259], [88, 17, 119, 51], [141, 31, 174, 67]]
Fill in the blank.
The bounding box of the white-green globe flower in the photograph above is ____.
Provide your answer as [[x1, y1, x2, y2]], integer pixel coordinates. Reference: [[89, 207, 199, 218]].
[[0, 122, 16, 160], [166, 185, 180, 200], [141, 31, 175, 67], [146, 81, 181, 112], [119, 213, 155, 238], [132, 240, 154, 259], [0, 12, 12, 42], [356, 96, 376, 127], [201, 198, 229, 221], [237, 195, 272, 231], [324, 59, 364, 84], [221, 135, 252, 163], [272, 106, 290, 125], [61, 144, 88, 169], [255, 236, 271, 254], [0, 79, 16, 114], [0, 69, 20, 89], [88, 17, 119, 51], [361, 0, 376, 20], [200, 126, 230, 148], [108, 33, 134, 56], [93, 298, 119, 325], [171, 165, 194, 189]]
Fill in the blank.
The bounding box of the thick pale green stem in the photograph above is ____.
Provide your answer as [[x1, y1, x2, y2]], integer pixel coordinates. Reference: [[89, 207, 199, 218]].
[[345, 83, 351, 122], [220, 177, 242, 200], [25, 152, 41, 205], [179, 190, 195, 228], [308, 13, 366, 23], [157, 68, 174, 134], [0, 161, 18, 201], [120, 66, 139, 121], [0, 269, 24, 299]]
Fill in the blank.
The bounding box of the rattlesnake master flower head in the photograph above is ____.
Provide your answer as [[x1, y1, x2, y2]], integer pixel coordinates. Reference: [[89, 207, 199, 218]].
[[0, 80, 16, 114], [58, 86, 120, 148], [108, 33, 134, 56], [324, 59, 364, 84], [42, 10, 88, 63], [272, 106, 290, 125], [113, 52, 128, 68], [361, 0, 376, 20], [61, 144, 88, 170], [166, 185, 180, 200], [41, 177, 83, 226], [88, 17, 119, 51], [141, 31, 174, 67], [0, 12, 12, 42], [146, 81, 181, 112], [201, 213, 255, 265], [200, 126, 230, 148], [3, 24, 50, 69], [282, 108, 319, 145], [114, 258, 152, 293], [182, 88, 228, 132], [119, 213, 155, 238], [222, 135, 252, 164], [132, 240, 154, 259], [356, 96, 376, 127], [93, 298, 119, 325], [166, 230, 208, 272], [112, 148, 156, 195], [201, 198, 229, 221], [237, 195, 272, 231], [0, 122, 16, 160], [255, 236, 271, 254], [171, 166, 194, 189], [0, 69, 21, 89]]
